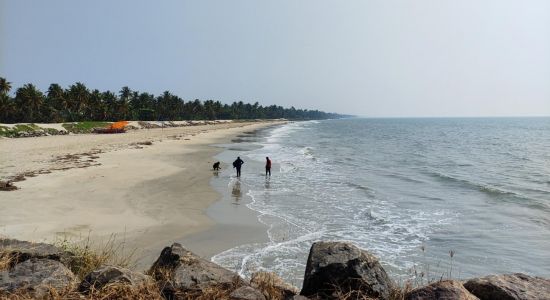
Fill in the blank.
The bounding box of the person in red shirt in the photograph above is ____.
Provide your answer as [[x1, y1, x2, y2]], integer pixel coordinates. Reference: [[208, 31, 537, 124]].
[[265, 157, 272, 177]]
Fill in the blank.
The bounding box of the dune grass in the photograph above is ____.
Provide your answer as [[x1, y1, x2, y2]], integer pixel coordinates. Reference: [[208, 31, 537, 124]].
[[62, 122, 111, 133], [0, 124, 42, 137], [54, 234, 137, 280]]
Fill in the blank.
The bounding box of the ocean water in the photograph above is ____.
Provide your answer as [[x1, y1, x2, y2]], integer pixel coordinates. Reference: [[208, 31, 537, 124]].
[[211, 118, 550, 285]]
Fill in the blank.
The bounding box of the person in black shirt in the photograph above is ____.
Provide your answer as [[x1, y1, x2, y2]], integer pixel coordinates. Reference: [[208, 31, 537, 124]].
[[265, 157, 272, 177], [233, 157, 244, 177]]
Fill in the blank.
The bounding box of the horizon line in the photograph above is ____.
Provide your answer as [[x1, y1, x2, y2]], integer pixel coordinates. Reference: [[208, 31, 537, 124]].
[[346, 115, 550, 119]]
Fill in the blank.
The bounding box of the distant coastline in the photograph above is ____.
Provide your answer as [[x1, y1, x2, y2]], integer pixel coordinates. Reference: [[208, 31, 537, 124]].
[[0, 78, 349, 125]]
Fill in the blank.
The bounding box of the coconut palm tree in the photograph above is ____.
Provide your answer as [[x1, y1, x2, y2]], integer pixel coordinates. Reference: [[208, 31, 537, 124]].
[[203, 100, 216, 120], [66, 82, 90, 121], [117, 86, 132, 119], [102, 91, 118, 121], [119, 86, 131, 100], [45, 83, 67, 122], [86, 89, 107, 121], [0, 77, 12, 95], [0, 93, 16, 123], [156, 91, 174, 121], [15, 83, 44, 122], [47, 84, 66, 109]]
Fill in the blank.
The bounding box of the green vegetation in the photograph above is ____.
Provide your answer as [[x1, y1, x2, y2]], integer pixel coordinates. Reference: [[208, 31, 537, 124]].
[[0, 126, 11, 137], [0, 124, 42, 137], [62, 121, 111, 133], [14, 124, 40, 131], [43, 127, 60, 135], [0, 77, 350, 124]]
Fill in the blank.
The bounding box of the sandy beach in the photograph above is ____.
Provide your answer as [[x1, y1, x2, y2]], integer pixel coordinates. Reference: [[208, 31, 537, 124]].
[[0, 121, 283, 268]]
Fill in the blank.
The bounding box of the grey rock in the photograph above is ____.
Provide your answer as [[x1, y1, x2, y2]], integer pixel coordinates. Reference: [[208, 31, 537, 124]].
[[0, 258, 76, 298], [464, 273, 550, 300], [0, 238, 69, 268], [230, 286, 267, 300], [149, 243, 244, 297], [79, 265, 152, 293], [406, 280, 479, 300], [300, 241, 395, 300]]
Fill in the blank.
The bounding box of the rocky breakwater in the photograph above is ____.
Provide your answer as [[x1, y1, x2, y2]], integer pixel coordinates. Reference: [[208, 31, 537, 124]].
[[1, 238, 549, 299]]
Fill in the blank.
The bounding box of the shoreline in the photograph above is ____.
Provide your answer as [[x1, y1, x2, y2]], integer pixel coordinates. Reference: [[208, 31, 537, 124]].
[[180, 126, 279, 260], [0, 121, 285, 270]]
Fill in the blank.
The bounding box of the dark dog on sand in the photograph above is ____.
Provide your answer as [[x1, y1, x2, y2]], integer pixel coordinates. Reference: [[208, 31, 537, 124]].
[[213, 161, 221, 170]]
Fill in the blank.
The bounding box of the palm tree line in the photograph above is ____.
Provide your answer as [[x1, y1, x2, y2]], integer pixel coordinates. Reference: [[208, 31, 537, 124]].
[[0, 78, 346, 123]]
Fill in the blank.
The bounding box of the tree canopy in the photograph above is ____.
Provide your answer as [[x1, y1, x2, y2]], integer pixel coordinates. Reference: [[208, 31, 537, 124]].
[[0, 78, 349, 123]]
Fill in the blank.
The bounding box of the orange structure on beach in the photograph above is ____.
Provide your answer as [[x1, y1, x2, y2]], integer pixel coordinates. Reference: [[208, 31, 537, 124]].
[[109, 121, 129, 130], [93, 121, 129, 134]]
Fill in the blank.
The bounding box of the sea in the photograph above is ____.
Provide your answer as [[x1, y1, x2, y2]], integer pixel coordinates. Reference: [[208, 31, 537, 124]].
[[209, 117, 550, 285]]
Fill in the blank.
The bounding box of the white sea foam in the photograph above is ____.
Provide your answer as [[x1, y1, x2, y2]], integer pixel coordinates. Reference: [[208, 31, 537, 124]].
[[212, 121, 453, 283]]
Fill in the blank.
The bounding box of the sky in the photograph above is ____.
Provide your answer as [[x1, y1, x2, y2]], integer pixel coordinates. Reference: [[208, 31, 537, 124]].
[[1, 0, 549, 117]]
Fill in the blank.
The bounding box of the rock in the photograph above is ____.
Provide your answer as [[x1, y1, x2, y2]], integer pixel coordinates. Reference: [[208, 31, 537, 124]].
[[230, 286, 267, 300], [79, 265, 152, 293], [406, 280, 479, 300], [149, 243, 244, 297], [0, 181, 17, 191], [0, 258, 76, 298], [464, 273, 550, 300], [0, 238, 69, 268], [250, 271, 299, 299], [300, 241, 394, 300]]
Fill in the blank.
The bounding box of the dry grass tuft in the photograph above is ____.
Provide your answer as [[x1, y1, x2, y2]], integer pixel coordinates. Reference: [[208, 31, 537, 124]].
[[251, 271, 298, 300], [0, 254, 14, 271], [0, 286, 74, 300], [83, 281, 163, 300], [173, 276, 244, 300], [388, 282, 414, 300], [304, 280, 414, 300], [55, 234, 136, 280], [0, 282, 164, 300], [329, 289, 378, 300]]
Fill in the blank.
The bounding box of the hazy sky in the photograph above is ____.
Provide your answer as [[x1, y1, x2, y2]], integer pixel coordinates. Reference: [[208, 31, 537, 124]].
[[1, 1, 549, 117]]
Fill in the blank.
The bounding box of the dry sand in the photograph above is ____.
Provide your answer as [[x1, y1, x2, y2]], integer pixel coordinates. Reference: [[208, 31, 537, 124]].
[[0, 121, 283, 267]]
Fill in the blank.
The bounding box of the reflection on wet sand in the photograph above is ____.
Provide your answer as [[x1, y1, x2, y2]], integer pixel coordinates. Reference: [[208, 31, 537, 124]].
[[231, 179, 242, 204]]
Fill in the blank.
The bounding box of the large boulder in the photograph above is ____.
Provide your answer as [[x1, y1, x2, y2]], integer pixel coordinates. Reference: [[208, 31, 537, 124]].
[[250, 271, 299, 299], [230, 286, 267, 300], [0, 238, 69, 268], [0, 258, 76, 298], [149, 243, 244, 297], [406, 280, 479, 300], [464, 273, 550, 300], [79, 265, 153, 294], [300, 241, 395, 299]]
